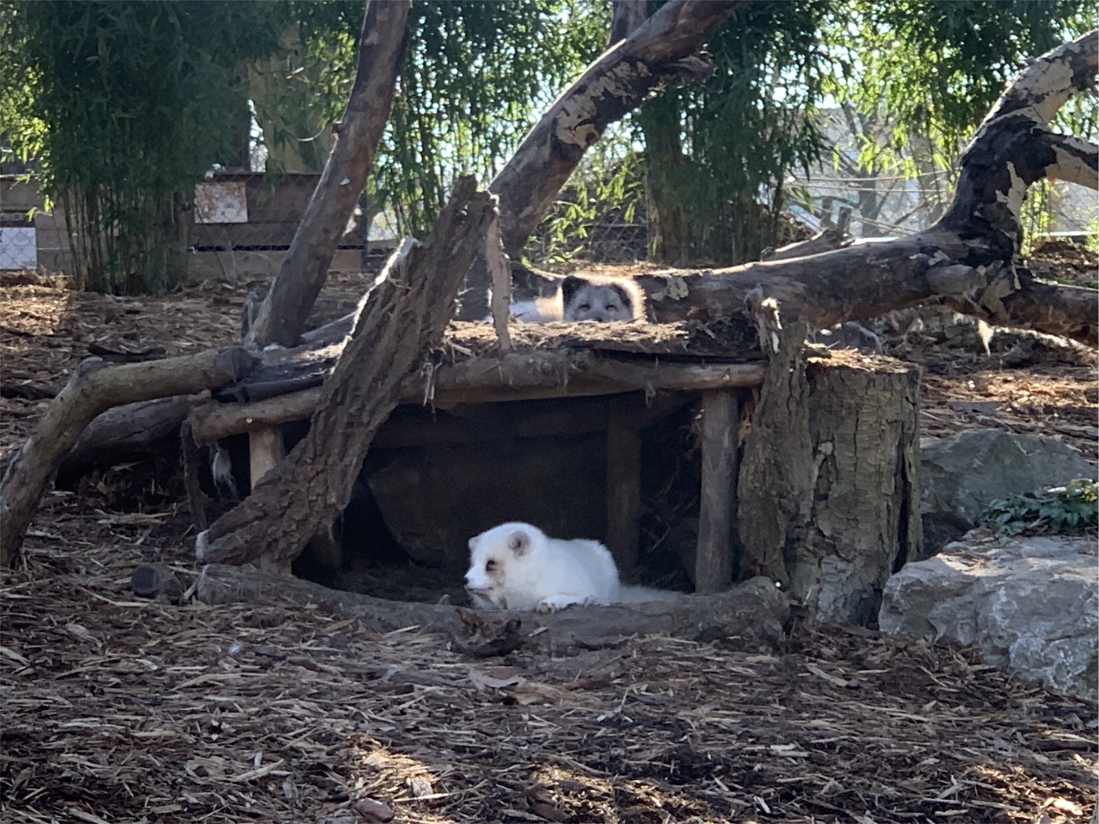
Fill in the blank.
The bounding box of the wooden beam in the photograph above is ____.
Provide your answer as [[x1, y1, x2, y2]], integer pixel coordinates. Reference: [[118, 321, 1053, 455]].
[[606, 398, 641, 575], [249, 426, 285, 489], [695, 389, 739, 594], [188, 351, 766, 442]]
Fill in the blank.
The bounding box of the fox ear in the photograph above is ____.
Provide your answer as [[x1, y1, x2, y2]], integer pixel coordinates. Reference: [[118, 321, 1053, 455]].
[[560, 275, 585, 306], [609, 283, 633, 308], [468, 537, 477, 551], [507, 530, 530, 556]]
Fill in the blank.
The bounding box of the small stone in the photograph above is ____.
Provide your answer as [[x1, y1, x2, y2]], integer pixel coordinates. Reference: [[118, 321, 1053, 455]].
[[131, 563, 184, 604]]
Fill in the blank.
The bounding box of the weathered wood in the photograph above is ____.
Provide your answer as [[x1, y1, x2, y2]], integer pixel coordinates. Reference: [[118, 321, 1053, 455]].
[[248, 427, 284, 489], [605, 399, 641, 574], [180, 420, 209, 531], [1, 346, 256, 565], [246, 0, 410, 348], [485, 209, 513, 351], [793, 357, 921, 624], [195, 563, 790, 650], [737, 321, 813, 587], [187, 354, 768, 441], [762, 228, 851, 262], [695, 389, 738, 594], [629, 33, 1099, 344], [738, 326, 922, 624], [58, 395, 199, 479], [198, 176, 495, 568], [584, 358, 765, 392]]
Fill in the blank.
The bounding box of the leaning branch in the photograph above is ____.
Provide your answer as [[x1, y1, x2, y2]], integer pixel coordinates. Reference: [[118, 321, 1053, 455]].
[[489, 0, 739, 259], [0, 347, 256, 565], [197, 177, 495, 569]]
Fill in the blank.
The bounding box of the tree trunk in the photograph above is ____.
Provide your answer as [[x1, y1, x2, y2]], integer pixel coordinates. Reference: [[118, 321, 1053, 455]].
[[738, 322, 922, 625], [1, 347, 255, 565], [196, 177, 495, 570], [245, 0, 410, 349]]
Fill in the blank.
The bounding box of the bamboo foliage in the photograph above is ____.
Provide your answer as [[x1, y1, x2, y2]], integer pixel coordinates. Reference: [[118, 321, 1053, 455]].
[[2, 1, 286, 292]]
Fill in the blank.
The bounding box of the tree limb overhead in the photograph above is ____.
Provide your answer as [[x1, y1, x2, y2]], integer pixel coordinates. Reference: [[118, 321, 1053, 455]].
[[489, 0, 740, 259]]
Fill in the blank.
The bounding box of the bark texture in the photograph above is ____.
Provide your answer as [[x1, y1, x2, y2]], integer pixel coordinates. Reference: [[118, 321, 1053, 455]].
[[195, 563, 789, 651], [738, 336, 922, 625], [635, 229, 1096, 346], [1, 347, 255, 565], [198, 177, 495, 569], [737, 321, 814, 586], [245, 0, 410, 348], [633, 31, 1099, 345]]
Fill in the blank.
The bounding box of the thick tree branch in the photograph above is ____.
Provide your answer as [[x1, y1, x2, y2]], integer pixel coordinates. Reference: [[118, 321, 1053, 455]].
[[941, 29, 1098, 237], [1, 347, 255, 565], [630, 31, 1099, 345], [198, 177, 495, 569], [489, 0, 739, 259], [1042, 133, 1099, 189], [245, 0, 410, 349]]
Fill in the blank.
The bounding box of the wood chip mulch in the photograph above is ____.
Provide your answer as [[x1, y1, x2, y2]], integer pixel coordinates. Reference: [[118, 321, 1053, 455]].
[[2, 513, 1096, 824], [2, 251, 1096, 823]]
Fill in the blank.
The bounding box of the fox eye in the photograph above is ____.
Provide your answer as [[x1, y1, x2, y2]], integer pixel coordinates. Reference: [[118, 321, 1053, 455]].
[[578, 303, 591, 311], [485, 560, 496, 572]]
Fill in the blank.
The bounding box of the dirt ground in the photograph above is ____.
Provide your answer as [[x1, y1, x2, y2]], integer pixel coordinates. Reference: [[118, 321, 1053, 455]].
[[1, 244, 1096, 823]]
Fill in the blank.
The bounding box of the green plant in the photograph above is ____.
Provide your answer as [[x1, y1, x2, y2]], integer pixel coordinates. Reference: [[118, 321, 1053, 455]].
[[1, 1, 287, 293], [984, 478, 1099, 536]]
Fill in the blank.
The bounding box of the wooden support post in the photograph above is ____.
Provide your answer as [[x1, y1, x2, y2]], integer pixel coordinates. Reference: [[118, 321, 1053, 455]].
[[696, 389, 739, 594], [249, 426, 285, 489], [606, 399, 641, 575]]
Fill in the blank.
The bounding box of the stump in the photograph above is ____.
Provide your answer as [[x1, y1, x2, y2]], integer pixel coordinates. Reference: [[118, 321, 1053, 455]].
[[739, 348, 921, 625]]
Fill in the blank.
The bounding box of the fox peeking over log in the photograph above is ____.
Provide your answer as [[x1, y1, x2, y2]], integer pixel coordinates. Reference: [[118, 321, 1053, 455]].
[[506, 275, 645, 324]]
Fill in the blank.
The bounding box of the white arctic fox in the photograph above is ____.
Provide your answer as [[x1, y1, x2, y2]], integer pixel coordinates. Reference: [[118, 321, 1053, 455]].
[[463, 522, 675, 613]]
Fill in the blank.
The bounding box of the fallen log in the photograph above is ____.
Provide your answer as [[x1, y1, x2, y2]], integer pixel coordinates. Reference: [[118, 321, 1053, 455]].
[[1, 346, 256, 565], [57, 395, 200, 480], [194, 563, 789, 652]]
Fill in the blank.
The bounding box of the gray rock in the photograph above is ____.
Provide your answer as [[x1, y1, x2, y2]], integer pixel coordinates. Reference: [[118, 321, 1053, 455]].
[[880, 533, 1098, 700], [131, 563, 184, 604], [920, 430, 1096, 557]]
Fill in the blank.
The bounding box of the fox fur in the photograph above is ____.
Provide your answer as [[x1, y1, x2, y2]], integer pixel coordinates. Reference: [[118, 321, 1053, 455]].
[[463, 522, 675, 613], [506, 275, 645, 324]]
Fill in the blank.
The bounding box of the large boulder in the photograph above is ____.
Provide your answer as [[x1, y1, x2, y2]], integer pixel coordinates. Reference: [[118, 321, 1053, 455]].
[[879, 531, 1098, 700], [920, 430, 1096, 558]]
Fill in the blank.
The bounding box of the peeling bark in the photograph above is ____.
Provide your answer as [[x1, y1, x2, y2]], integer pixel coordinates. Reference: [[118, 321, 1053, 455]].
[[488, 0, 738, 260]]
